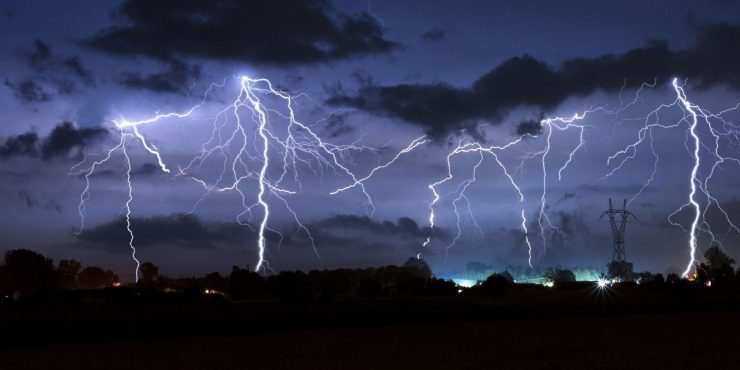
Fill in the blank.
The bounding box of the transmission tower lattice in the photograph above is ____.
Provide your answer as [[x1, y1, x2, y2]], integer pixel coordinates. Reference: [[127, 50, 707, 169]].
[[599, 198, 637, 263]]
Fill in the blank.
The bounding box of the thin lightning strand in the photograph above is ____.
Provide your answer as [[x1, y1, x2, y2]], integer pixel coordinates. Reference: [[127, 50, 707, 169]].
[[421, 79, 739, 273], [73, 75, 424, 278], [606, 78, 740, 277], [72, 74, 740, 279], [329, 136, 429, 195], [423, 137, 535, 266], [422, 108, 599, 266], [674, 79, 702, 277], [121, 132, 140, 280]]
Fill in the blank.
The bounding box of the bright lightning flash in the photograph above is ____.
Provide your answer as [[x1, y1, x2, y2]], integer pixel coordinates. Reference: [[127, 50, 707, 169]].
[[72, 75, 425, 280], [422, 79, 740, 276]]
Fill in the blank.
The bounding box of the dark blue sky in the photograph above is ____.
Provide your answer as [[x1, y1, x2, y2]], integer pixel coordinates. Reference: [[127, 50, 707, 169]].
[[1, 0, 740, 280]]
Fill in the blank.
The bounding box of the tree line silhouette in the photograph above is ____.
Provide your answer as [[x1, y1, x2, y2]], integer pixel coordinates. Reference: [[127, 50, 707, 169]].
[[1, 245, 738, 303], [0, 249, 460, 302]]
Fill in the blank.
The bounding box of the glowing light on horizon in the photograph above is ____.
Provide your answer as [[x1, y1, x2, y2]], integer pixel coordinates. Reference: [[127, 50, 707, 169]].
[[597, 277, 609, 289]]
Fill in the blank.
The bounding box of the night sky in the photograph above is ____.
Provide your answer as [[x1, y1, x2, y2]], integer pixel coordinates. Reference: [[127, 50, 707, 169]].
[[2, 0, 740, 281]]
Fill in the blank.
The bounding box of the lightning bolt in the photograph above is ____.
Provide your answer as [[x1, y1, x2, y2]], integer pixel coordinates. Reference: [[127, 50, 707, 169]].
[[671, 79, 739, 276], [422, 107, 605, 267], [71, 72, 739, 280], [424, 136, 535, 266], [72, 75, 424, 279], [606, 78, 740, 277], [422, 78, 739, 274]]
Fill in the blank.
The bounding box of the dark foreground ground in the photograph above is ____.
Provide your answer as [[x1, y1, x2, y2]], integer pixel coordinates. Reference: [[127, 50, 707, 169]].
[[2, 310, 739, 370], [2, 285, 739, 369]]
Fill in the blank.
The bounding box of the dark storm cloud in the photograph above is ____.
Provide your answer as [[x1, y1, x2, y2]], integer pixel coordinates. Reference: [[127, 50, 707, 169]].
[[552, 210, 591, 236], [327, 80, 479, 140], [3, 79, 53, 103], [577, 183, 655, 195], [40, 122, 108, 160], [17, 190, 37, 209], [0, 132, 39, 159], [515, 118, 543, 136], [528, 209, 592, 239], [87, 0, 399, 65], [73, 163, 160, 180], [328, 23, 740, 140], [131, 163, 159, 177], [58, 56, 94, 83], [25, 40, 93, 83], [16, 191, 62, 213], [26, 40, 52, 68], [4, 40, 95, 103], [300, 214, 448, 254], [0, 122, 108, 161], [76, 213, 445, 256], [119, 60, 201, 93], [421, 27, 447, 42], [552, 192, 576, 208], [76, 213, 254, 250], [324, 111, 355, 138], [313, 214, 432, 238]]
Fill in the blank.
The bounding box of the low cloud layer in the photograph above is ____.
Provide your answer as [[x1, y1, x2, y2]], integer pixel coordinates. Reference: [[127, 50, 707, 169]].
[[74, 213, 447, 260], [0, 122, 108, 161]]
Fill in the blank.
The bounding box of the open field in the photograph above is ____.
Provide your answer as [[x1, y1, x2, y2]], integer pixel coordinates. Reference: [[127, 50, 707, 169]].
[[2, 288, 739, 369], [2, 309, 738, 370]]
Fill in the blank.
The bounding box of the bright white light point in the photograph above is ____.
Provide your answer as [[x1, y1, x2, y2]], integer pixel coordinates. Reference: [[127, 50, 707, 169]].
[[597, 278, 608, 288]]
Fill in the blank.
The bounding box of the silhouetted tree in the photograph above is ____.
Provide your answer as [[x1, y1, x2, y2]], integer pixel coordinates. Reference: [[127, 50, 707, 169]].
[[269, 271, 313, 302], [2, 249, 56, 295], [397, 277, 427, 295], [78, 266, 119, 289], [0, 264, 8, 294], [57, 259, 81, 290], [358, 277, 383, 297], [140, 262, 159, 283], [402, 257, 432, 279], [544, 268, 576, 284], [228, 266, 267, 299], [425, 278, 458, 296], [481, 272, 514, 297], [634, 271, 665, 287], [309, 269, 353, 302], [697, 243, 736, 286], [374, 265, 404, 287], [202, 272, 228, 293], [631, 271, 650, 283], [666, 272, 681, 284]]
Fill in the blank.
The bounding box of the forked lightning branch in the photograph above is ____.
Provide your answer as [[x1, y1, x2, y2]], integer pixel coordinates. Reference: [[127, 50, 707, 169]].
[[72, 76, 740, 281]]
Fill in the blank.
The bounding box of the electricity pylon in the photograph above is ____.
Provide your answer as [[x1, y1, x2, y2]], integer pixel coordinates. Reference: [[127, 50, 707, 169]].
[[600, 198, 637, 280]]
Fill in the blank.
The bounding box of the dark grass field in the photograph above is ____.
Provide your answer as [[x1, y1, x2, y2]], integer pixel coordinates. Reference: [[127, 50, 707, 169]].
[[2, 285, 739, 369], [2, 310, 738, 370]]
